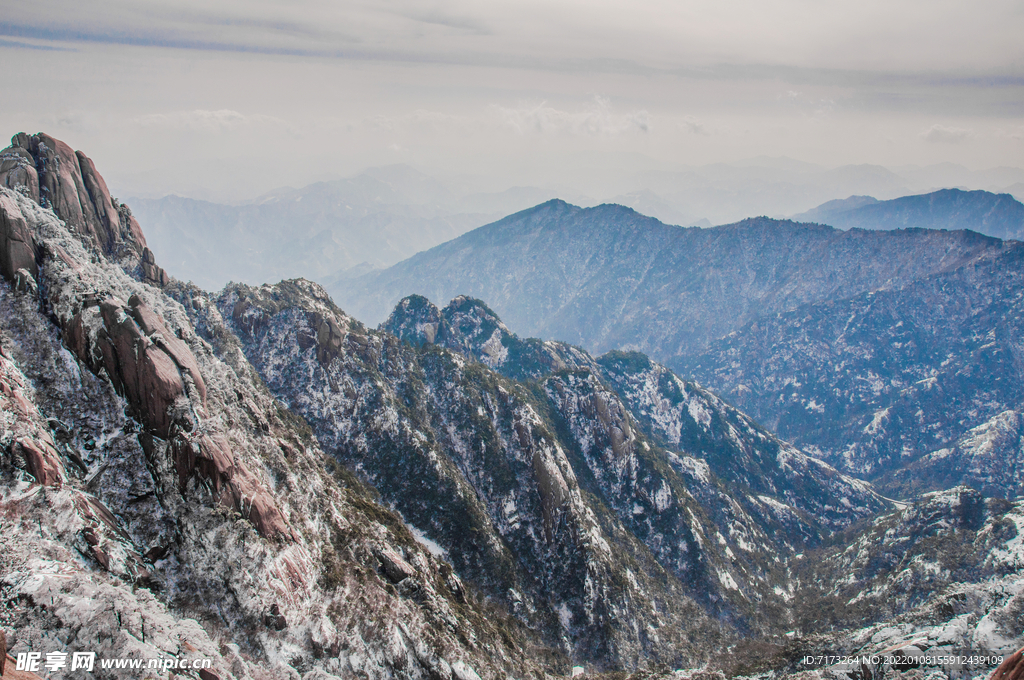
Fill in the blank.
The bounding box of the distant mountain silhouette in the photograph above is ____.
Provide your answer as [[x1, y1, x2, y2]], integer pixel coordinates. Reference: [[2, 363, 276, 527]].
[[792, 188, 1024, 240]]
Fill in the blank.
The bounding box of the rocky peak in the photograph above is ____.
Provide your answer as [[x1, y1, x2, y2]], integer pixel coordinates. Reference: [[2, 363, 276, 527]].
[[0, 133, 167, 287], [385, 294, 599, 379], [384, 294, 515, 369], [381, 293, 444, 345], [439, 295, 511, 360]]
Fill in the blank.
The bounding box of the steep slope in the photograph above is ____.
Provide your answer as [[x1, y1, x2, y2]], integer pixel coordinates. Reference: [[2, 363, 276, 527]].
[[1, 132, 167, 287], [681, 241, 1024, 498], [331, 200, 1004, 363], [0, 135, 551, 680], [792, 189, 1024, 241], [374, 293, 1024, 675], [384, 295, 885, 536], [790, 488, 1024, 671], [198, 279, 727, 669], [373, 295, 888, 630]]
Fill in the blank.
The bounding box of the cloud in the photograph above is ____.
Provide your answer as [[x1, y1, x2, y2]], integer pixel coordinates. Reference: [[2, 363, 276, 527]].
[[366, 110, 471, 133], [0, 37, 74, 51], [134, 109, 292, 133], [679, 116, 708, 135], [921, 124, 973, 144], [779, 89, 837, 118], [995, 126, 1024, 141], [496, 97, 649, 137]]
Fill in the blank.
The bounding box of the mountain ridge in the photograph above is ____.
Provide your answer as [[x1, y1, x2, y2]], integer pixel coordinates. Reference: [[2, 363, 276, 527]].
[[792, 188, 1024, 241], [331, 200, 1005, 360]]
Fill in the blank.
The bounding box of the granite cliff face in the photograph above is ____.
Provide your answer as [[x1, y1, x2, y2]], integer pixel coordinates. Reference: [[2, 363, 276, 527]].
[[0, 133, 167, 287]]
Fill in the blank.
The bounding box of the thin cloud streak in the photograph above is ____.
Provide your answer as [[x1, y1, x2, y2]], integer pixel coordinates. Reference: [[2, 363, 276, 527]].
[[921, 125, 974, 144], [496, 99, 650, 137], [134, 109, 295, 134]]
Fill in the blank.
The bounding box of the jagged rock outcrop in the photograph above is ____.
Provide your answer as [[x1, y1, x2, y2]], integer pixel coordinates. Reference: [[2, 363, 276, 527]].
[[45, 253, 289, 540], [382, 295, 598, 380], [0, 132, 167, 287], [0, 193, 38, 283]]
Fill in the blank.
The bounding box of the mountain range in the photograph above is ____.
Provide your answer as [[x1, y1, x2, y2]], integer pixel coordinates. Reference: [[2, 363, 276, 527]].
[[127, 159, 1024, 293], [3, 132, 1024, 680]]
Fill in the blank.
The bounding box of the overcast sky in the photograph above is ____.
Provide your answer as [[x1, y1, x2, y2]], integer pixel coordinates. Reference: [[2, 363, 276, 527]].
[[1, 0, 1022, 202]]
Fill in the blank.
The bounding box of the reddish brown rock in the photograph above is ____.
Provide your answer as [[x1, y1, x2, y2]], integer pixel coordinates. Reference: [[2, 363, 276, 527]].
[[32, 134, 93, 237], [140, 246, 168, 287], [263, 603, 287, 631], [127, 295, 206, 407], [0, 193, 38, 283], [64, 296, 202, 424], [377, 548, 417, 583], [2, 132, 166, 287], [14, 437, 65, 486], [97, 298, 186, 437], [1, 652, 45, 679], [171, 434, 292, 540], [0, 137, 40, 203], [75, 150, 134, 256], [61, 311, 90, 363], [990, 648, 1024, 680], [74, 493, 150, 580], [1, 378, 35, 417]]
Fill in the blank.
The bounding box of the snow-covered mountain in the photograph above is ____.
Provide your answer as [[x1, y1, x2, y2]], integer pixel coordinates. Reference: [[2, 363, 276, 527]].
[[681, 239, 1024, 498], [0, 133, 552, 679], [5, 132, 1024, 679]]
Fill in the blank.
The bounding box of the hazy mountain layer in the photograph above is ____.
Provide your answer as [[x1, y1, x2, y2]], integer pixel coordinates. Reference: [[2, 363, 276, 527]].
[[125, 155, 1024, 294], [793, 188, 1024, 241], [128, 179, 483, 291], [332, 200, 1003, 359]]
